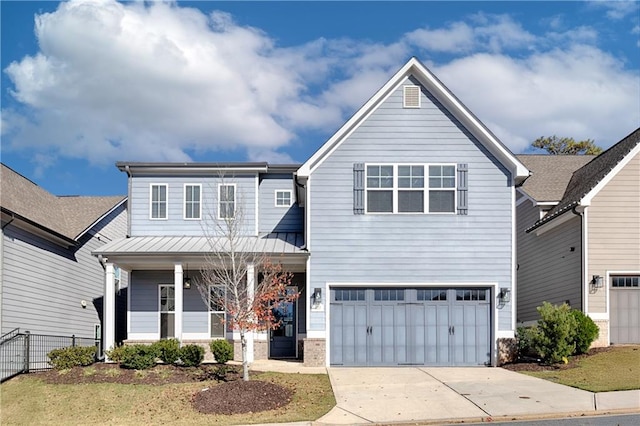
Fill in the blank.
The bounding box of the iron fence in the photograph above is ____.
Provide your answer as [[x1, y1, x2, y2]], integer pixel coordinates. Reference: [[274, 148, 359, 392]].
[[0, 329, 101, 382]]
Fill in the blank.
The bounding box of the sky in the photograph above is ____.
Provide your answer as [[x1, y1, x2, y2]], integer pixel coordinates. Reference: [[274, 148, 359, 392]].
[[1, 0, 639, 197]]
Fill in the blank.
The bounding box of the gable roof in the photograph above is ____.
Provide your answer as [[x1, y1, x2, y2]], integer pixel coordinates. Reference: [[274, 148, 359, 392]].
[[527, 127, 640, 232], [297, 57, 529, 182], [517, 155, 596, 203], [0, 163, 126, 243]]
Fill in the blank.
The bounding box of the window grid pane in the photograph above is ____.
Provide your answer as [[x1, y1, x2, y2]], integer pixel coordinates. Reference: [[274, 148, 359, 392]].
[[185, 185, 201, 219], [276, 191, 291, 206], [612, 276, 639, 287], [151, 185, 167, 219], [219, 185, 235, 218]]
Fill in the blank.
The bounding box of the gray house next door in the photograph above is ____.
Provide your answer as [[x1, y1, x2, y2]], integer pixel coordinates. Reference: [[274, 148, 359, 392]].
[[330, 287, 491, 366]]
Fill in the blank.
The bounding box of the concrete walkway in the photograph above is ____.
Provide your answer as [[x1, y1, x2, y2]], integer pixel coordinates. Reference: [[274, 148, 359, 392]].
[[245, 361, 640, 425]]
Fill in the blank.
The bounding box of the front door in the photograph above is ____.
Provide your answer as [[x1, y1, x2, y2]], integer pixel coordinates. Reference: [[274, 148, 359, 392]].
[[269, 287, 297, 358]]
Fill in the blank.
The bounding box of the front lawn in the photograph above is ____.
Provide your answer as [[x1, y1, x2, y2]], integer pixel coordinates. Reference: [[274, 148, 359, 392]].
[[512, 345, 640, 392], [1, 368, 335, 425]]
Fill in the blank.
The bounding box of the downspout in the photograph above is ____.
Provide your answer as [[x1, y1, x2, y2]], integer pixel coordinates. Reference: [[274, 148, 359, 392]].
[[571, 205, 584, 312]]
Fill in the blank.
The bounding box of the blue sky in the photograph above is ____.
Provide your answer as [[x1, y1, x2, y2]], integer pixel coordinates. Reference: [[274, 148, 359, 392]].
[[1, 0, 639, 196]]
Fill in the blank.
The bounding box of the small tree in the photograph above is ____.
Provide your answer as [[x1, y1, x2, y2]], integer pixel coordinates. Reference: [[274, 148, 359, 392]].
[[195, 177, 297, 381], [532, 136, 603, 155], [532, 302, 577, 364]]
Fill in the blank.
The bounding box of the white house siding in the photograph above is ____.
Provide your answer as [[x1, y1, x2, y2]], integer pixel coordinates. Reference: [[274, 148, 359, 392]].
[[587, 151, 640, 342], [258, 174, 303, 233], [308, 77, 514, 334], [129, 175, 257, 237], [516, 199, 582, 323], [1, 205, 128, 339]]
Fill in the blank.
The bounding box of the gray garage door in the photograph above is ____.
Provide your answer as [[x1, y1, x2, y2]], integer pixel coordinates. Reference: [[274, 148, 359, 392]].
[[610, 276, 640, 344], [330, 287, 491, 366]]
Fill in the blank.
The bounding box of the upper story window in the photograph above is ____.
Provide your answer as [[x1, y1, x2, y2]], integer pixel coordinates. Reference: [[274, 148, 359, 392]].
[[150, 184, 168, 219], [275, 190, 292, 207], [365, 164, 456, 214], [218, 184, 236, 219], [184, 184, 201, 220]]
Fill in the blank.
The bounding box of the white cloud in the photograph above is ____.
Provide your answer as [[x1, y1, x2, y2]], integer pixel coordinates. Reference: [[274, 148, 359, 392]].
[[3, 0, 639, 170], [588, 0, 639, 20]]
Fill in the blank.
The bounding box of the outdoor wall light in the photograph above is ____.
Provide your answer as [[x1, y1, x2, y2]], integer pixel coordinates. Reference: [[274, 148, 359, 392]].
[[498, 288, 511, 304], [311, 288, 323, 311], [183, 264, 191, 289], [591, 275, 604, 290]]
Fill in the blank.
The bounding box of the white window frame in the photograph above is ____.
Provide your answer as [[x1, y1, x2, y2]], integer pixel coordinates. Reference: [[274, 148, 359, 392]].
[[209, 285, 226, 339], [183, 183, 202, 220], [218, 184, 236, 220], [149, 184, 168, 220], [403, 85, 421, 108], [364, 163, 457, 214], [159, 284, 175, 339], [275, 189, 293, 207]]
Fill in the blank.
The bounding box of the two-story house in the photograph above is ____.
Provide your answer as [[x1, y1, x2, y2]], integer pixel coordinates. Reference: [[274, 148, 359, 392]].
[[94, 58, 529, 367]]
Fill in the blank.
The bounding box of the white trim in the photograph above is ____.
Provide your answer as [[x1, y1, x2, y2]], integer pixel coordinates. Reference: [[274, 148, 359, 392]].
[[182, 332, 210, 340], [297, 58, 528, 181], [149, 183, 168, 220], [174, 264, 183, 341], [208, 284, 227, 339], [496, 330, 515, 339], [581, 143, 640, 206], [274, 189, 293, 207], [182, 183, 202, 220], [246, 263, 255, 363], [511, 180, 517, 332], [217, 183, 237, 220], [587, 313, 609, 320], [255, 175, 259, 236], [127, 333, 158, 341], [305, 179, 311, 251], [104, 263, 116, 357], [583, 207, 589, 313], [158, 283, 175, 339], [329, 281, 495, 287], [306, 330, 326, 339], [126, 269, 131, 335], [403, 85, 421, 108]]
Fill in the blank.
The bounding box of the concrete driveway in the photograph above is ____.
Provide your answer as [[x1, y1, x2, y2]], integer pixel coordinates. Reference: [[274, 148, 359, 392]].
[[317, 367, 636, 424]]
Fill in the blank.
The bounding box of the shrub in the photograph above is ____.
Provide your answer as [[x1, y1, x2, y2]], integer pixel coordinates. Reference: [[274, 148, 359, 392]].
[[121, 344, 159, 370], [571, 310, 599, 354], [152, 338, 181, 364], [516, 326, 540, 359], [48, 346, 97, 370], [210, 339, 234, 364], [180, 344, 204, 367], [532, 302, 577, 364], [105, 345, 131, 364]]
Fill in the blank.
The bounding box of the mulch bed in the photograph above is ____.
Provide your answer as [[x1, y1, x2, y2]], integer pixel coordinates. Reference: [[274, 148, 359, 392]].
[[501, 346, 613, 372], [192, 380, 293, 414]]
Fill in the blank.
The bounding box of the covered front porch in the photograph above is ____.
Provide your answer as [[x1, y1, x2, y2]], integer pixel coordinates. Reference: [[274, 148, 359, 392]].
[[93, 234, 309, 363]]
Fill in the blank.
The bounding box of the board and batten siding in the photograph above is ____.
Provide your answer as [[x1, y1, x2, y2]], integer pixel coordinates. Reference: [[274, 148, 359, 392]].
[[587, 151, 640, 314], [129, 175, 257, 237], [1, 205, 128, 338], [516, 199, 582, 322], [258, 174, 303, 233], [308, 77, 514, 332]]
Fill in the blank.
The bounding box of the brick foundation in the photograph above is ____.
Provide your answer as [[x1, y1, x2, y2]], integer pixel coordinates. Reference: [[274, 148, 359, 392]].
[[302, 338, 326, 367], [497, 337, 517, 366]]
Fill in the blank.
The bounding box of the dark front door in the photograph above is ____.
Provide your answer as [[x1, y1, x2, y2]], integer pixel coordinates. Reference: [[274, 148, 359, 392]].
[[270, 288, 297, 358]]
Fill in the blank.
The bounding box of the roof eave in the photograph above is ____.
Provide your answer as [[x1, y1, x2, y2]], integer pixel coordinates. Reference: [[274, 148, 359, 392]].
[[73, 197, 128, 240]]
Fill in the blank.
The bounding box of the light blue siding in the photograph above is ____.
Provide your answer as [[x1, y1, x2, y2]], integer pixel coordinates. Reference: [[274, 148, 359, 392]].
[[309, 77, 513, 332], [1, 205, 128, 339], [183, 275, 208, 334], [259, 174, 303, 233], [129, 270, 172, 334], [130, 175, 257, 236]]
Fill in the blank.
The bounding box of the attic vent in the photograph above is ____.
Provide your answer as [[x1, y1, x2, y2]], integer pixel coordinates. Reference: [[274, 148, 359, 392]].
[[403, 85, 420, 108]]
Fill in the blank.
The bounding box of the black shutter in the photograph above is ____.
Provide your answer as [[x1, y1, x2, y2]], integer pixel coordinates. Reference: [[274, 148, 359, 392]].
[[457, 163, 468, 215], [353, 163, 365, 214]]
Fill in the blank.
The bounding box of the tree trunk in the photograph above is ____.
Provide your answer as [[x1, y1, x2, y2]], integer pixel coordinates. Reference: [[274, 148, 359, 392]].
[[240, 330, 249, 381]]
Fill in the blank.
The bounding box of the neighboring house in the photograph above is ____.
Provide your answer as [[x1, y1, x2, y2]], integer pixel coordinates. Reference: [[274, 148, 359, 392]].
[[516, 128, 640, 346], [94, 57, 529, 367], [0, 163, 128, 344]]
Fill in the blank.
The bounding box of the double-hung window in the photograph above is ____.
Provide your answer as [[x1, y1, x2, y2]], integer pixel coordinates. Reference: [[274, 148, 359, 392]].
[[209, 285, 226, 338], [150, 184, 168, 219], [218, 184, 236, 219], [184, 184, 201, 219], [159, 285, 175, 339], [365, 164, 456, 214]]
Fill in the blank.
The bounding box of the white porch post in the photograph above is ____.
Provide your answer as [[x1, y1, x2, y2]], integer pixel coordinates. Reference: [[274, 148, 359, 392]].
[[104, 263, 116, 360], [246, 262, 255, 362], [174, 264, 183, 342]]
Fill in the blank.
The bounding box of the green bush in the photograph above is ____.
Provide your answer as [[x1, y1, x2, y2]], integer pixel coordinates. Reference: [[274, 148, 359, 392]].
[[210, 339, 234, 364], [571, 310, 599, 354], [120, 344, 159, 370], [180, 344, 204, 367], [152, 338, 181, 364], [516, 326, 540, 359], [105, 345, 131, 364], [532, 302, 577, 364], [48, 346, 97, 370]]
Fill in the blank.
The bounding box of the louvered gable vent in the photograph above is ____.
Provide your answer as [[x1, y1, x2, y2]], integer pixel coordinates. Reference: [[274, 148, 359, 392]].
[[403, 85, 420, 108]]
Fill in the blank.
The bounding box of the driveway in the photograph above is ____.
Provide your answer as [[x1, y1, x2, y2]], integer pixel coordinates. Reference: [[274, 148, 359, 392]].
[[318, 367, 600, 424]]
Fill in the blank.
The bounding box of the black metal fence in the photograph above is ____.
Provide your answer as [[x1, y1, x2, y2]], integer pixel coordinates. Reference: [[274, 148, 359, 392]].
[[0, 329, 101, 382]]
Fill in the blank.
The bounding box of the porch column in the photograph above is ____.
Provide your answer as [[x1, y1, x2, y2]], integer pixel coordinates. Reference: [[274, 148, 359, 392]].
[[104, 263, 115, 360], [174, 264, 183, 341], [246, 262, 255, 363]]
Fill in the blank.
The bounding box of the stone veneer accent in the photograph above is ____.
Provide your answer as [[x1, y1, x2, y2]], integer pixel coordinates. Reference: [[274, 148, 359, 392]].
[[254, 340, 268, 360], [302, 338, 326, 367], [497, 337, 517, 366], [591, 320, 609, 348]]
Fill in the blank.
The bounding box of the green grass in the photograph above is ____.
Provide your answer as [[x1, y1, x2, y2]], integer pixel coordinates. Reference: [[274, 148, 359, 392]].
[[522, 346, 640, 392], [0, 372, 335, 425]]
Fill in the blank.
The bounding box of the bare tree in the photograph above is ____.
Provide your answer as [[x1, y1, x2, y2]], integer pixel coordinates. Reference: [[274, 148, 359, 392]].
[[194, 177, 297, 381]]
